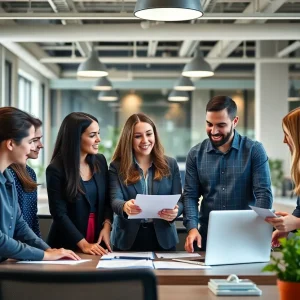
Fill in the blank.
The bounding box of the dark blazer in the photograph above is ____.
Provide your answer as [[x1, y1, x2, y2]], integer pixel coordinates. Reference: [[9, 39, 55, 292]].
[[46, 154, 113, 250], [109, 156, 183, 250]]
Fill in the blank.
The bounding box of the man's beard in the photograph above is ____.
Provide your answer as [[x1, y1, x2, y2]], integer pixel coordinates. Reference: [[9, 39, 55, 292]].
[[208, 125, 233, 148]]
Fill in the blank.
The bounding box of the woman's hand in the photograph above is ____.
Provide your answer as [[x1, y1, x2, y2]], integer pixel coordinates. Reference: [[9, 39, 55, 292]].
[[77, 239, 108, 256], [43, 248, 81, 261], [265, 211, 300, 232], [97, 223, 112, 252], [123, 199, 142, 216], [271, 230, 289, 248], [158, 205, 179, 222]]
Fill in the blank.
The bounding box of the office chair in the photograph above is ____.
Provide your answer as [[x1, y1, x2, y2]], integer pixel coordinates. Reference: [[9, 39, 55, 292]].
[[0, 268, 157, 300]]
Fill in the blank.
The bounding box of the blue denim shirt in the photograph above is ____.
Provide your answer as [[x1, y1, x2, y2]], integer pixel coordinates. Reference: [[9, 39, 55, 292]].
[[0, 169, 49, 262], [9, 165, 41, 237], [183, 130, 273, 235]]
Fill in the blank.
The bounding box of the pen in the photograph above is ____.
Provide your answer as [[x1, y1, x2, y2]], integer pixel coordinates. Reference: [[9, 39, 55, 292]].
[[114, 256, 150, 260], [172, 259, 206, 266]]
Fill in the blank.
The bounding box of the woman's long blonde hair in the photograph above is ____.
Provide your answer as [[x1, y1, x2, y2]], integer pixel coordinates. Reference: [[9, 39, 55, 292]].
[[112, 113, 170, 185], [283, 107, 300, 195]]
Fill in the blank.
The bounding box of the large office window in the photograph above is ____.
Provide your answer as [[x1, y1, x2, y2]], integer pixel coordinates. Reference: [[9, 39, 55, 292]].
[[4, 61, 12, 106], [18, 75, 32, 112]]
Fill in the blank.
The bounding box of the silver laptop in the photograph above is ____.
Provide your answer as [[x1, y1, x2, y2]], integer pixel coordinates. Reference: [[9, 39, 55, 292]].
[[204, 210, 273, 266]]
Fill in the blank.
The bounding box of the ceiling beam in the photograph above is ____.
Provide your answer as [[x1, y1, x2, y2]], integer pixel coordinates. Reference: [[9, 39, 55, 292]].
[[206, 0, 286, 70], [0, 23, 299, 42], [2, 41, 59, 78], [0, 12, 300, 20], [40, 56, 300, 64], [277, 41, 300, 58]]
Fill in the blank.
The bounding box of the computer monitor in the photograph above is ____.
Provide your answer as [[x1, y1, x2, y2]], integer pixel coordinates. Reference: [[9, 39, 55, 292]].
[[204, 210, 273, 266]]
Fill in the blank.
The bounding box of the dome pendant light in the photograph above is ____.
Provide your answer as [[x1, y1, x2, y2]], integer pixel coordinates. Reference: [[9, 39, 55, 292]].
[[92, 77, 113, 91], [134, 0, 203, 22], [182, 50, 214, 78], [168, 90, 189, 101], [77, 49, 108, 78], [98, 90, 118, 101], [174, 76, 195, 91]]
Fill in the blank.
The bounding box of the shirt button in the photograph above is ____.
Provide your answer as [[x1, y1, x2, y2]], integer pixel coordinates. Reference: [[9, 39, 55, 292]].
[[223, 205, 226, 208], [222, 171, 224, 174], [9, 226, 12, 229], [222, 188, 225, 191], [11, 216, 13, 220]]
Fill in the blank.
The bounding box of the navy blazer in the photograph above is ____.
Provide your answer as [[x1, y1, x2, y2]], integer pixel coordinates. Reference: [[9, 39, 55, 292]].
[[109, 156, 183, 250], [46, 154, 113, 250]]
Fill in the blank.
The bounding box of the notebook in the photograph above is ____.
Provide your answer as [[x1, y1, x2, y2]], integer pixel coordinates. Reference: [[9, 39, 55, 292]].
[[204, 210, 273, 265]]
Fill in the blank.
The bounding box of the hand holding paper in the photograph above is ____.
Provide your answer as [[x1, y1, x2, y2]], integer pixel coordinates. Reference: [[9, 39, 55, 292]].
[[128, 194, 181, 219]]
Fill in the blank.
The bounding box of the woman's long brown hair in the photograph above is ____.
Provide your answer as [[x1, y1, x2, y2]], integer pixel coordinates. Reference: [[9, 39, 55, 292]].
[[112, 113, 170, 185]]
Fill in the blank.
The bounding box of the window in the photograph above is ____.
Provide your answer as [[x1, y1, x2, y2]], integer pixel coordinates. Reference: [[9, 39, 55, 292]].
[[4, 61, 12, 106], [18, 75, 32, 112]]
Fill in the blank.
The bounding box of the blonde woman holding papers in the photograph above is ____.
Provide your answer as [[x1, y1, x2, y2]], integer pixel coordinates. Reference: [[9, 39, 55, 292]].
[[109, 113, 183, 251], [265, 108, 300, 247]]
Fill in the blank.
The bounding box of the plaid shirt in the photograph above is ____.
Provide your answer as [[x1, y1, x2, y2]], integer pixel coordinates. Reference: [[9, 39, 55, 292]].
[[183, 130, 273, 235]]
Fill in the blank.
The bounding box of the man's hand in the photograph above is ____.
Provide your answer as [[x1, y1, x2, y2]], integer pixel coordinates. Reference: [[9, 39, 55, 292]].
[[184, 228, 201, 253]]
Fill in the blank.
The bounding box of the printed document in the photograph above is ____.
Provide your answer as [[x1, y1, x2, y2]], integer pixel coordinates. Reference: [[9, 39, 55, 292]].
[[128, 194, 181, 219]]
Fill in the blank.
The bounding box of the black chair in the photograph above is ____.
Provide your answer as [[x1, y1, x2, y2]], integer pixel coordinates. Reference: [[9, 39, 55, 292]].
[[0, 268, 157, 300]]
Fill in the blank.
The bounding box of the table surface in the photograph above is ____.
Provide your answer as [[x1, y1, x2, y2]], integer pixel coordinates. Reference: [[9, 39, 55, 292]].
[[0, 252, 277, 286], [158, 285, 279, 300]]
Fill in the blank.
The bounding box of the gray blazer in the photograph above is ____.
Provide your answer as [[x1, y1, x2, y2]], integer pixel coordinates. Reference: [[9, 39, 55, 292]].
[[109, 156, 183, 250]]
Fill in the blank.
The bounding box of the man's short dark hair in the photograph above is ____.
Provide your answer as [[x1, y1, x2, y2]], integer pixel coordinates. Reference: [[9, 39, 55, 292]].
[[206, 95, 237, 120]]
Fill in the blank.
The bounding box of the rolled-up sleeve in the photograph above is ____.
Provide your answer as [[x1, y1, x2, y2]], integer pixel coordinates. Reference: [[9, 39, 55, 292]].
[[251, 142, 273, 209], [183, 148, 201, 232]]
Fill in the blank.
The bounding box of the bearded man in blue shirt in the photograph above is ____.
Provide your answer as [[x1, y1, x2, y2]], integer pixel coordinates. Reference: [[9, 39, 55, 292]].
[[183, 95, 273, 252]]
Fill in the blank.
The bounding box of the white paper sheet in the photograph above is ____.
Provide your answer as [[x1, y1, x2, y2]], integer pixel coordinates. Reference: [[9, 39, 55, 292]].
[[16, 259, 91, 265], [155, 252, 201, 259], [249, 206, 277, 218], [96, 259, 154, 269], [153, 261, 211, 269], [128, 194, 181, 219], [100, 251, 154, 260]]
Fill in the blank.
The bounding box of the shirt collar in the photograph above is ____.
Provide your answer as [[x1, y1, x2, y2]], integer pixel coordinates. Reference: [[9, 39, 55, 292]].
[[133, 156, 153, 169], [0, 169, 14, 185], [206, 130, 240, 153]]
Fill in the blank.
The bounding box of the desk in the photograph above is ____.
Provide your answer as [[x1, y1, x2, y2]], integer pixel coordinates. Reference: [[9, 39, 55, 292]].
[[158, 286, 279, 300], [0, 253, 276, 286]]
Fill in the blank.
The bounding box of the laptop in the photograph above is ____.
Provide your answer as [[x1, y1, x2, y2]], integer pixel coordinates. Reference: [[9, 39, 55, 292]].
[[204, 210, 273, 266]]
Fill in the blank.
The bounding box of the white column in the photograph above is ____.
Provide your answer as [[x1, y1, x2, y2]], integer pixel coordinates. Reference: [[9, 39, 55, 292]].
[[191, 90, 209, 147], [0, 46, 5, 107], [255, 41, 289, 174]]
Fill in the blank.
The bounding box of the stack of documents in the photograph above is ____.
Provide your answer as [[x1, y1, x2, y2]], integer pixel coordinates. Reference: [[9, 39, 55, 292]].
[[208, 279, 262, 296], [100, 252, 154, 260], [96, 259, 153, 269]]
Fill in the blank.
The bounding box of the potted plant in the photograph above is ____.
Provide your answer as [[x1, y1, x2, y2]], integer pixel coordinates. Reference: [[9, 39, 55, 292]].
[[269, 159, 284, 196], [263, 230, 300, 300]]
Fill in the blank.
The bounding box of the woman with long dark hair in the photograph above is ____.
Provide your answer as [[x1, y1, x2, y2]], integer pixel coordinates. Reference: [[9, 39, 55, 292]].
[[109, 113, 183, 251], [0, 107, 79, 262], [9, 118, 43, 236], [46, 112, 113, 255]]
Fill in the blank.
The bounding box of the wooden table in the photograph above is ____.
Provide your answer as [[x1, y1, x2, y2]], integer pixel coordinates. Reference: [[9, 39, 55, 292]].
[[0, 253, 277, 286]]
